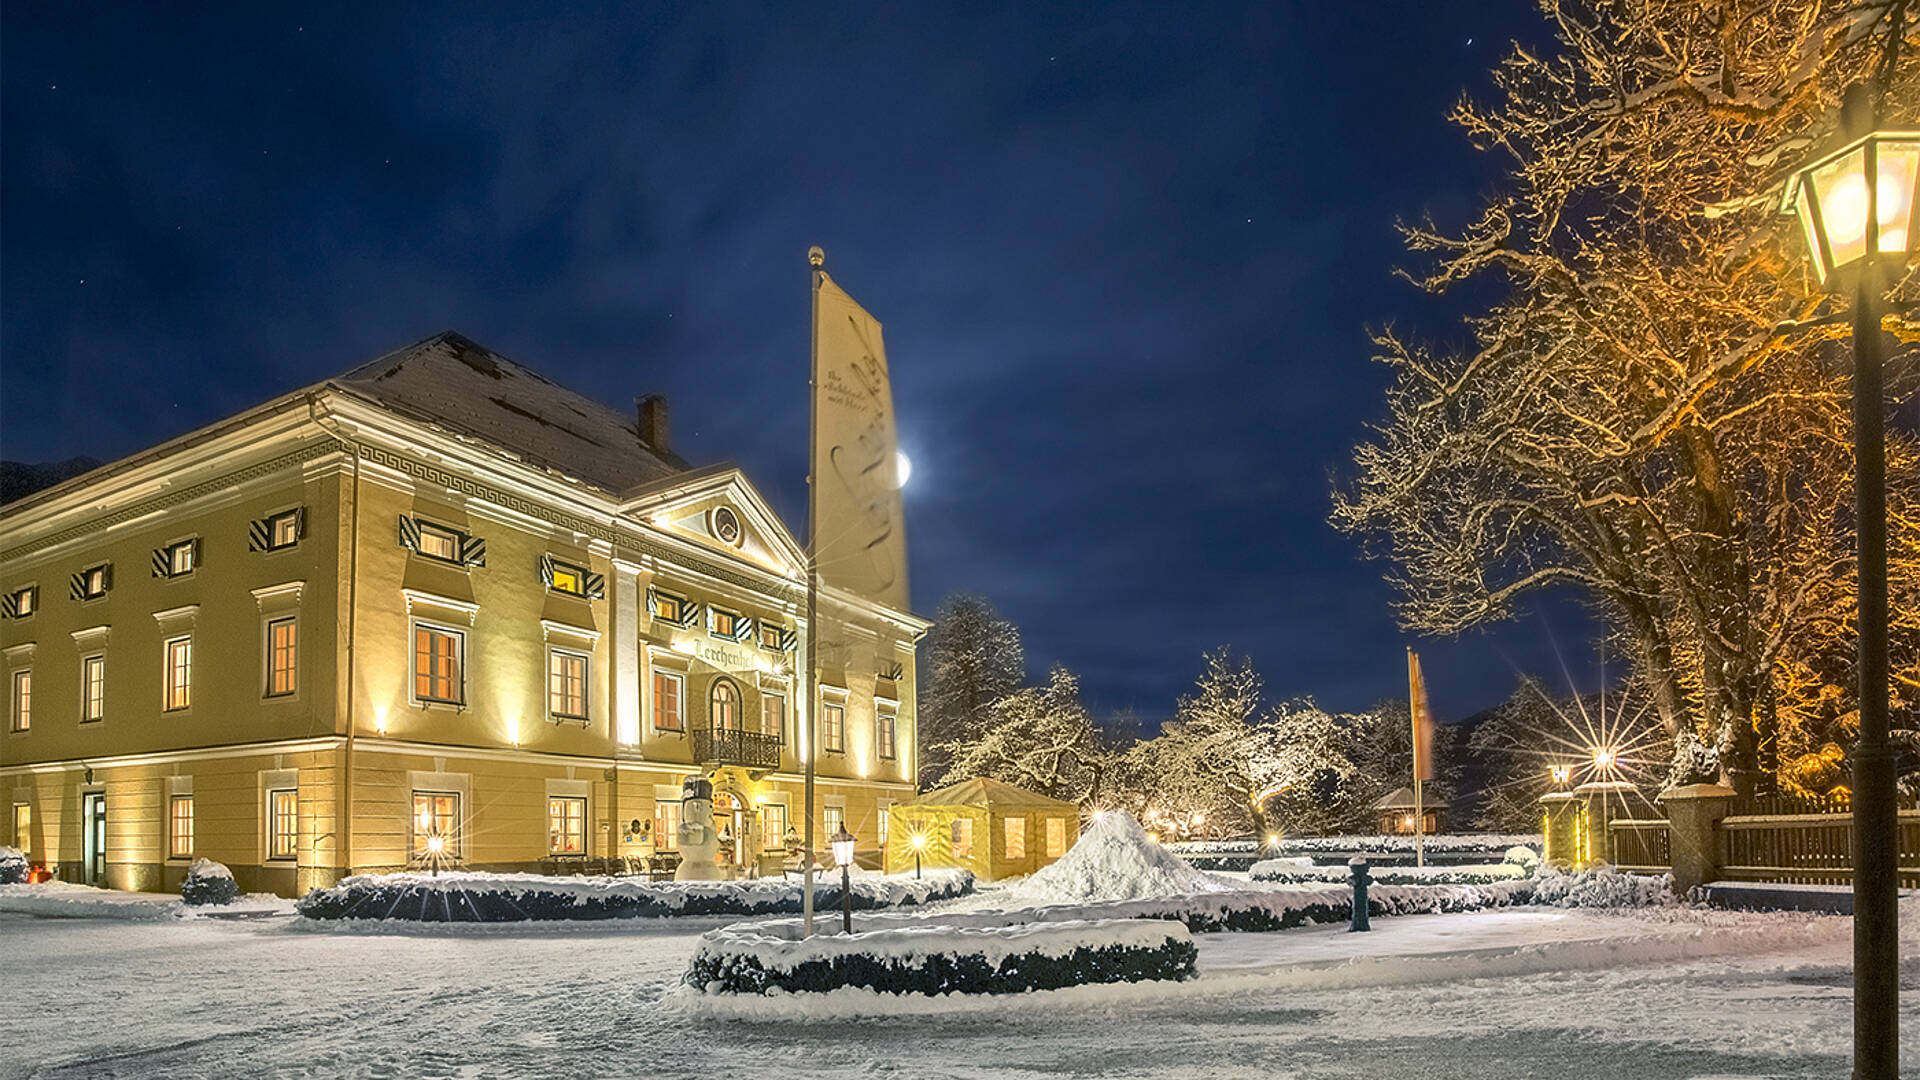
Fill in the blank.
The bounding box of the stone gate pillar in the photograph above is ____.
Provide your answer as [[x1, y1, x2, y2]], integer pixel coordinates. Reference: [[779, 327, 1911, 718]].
[[1539, 791, 1578, 865], [1656, 783, 1735, 893]]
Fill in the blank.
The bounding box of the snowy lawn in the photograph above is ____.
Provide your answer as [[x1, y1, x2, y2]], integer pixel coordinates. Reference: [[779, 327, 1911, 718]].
[[0, 881, 295, 921], [6, 897, 1916, 1078]]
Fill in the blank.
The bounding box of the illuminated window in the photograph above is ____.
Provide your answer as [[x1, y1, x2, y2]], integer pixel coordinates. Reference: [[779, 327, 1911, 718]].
[[760, 804, 786, 852], [709, 607, 747, 641], [9, 670, 29, 732], [652, 670, 684, 731], [823, 805, 846, 839], [163, 539, 197, 577], [821, 700, 845, 753], [6, 585, 36, 618], [1046, 817, 1068, 858], [12, 803, 29, 851], [548, 559, 586, 597], [416, 522, 460, 562], [548, 796, 586, 854], [411, 791, 459, 859], [710, 679, 740, 731], [760, 692, 785, 739], [650, 590, 692, 626], [654, 800, 681, 852], [163, 636, 192, 711], [78, 564, 110, 600], [1004, 817, 1027, 860], [548, 650, 587, 720], [169, 796, 194, 858], [757, 622, 784, 651], [268, 789, 298, 860], [267, 509, 302, 550], [951, 817, 973, 859], [267, 618, 297, 697], [81, 655, 105, 722], [876, 705, 896, 760], [412, 625, 464, 704]]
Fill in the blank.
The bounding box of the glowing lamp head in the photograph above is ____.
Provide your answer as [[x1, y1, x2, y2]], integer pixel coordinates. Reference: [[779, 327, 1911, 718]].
[[1549, 763, 1574, 785], [1265, 833, 1281, 847], [830, 826, 857, 869], [425, 835, 445, 856], [1781, 120, 1920, 286], [910, 833, 927, 851], [1191, 811, 1205, 826], [1591, 748, 1617, 771]]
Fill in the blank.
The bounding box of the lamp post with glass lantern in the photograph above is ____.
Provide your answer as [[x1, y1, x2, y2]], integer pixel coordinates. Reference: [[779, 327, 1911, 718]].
[[830, 826, 857, 935], [1777, 84, 1916, 1080], [910, 831, 927, 880]]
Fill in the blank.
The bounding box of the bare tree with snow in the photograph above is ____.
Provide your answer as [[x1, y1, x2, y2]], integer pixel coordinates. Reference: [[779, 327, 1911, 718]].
[[942, 665, 1110, 804], [916, 593, 1028, 790]]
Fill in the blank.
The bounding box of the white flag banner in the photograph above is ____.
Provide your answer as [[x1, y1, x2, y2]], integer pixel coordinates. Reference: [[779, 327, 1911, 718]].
[[812, 271, 909, 611]]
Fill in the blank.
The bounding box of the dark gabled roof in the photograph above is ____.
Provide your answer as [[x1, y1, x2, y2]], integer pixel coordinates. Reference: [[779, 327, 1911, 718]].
[[331, 331, 687, 494]]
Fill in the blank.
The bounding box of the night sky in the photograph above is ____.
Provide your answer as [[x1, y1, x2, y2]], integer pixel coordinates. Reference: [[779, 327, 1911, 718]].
[[0, 2, 1602, 725]]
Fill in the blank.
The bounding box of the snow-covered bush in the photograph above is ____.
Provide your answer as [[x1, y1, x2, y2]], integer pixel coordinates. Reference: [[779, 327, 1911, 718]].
[[0, 846, 26, 885], [181, 858, 238, 906], [1530, 866, 1671, 908], [687, 916, 1195, 996], [296, 868, 973, 922], [1246, 860, 1529, 887], [1502, 845, 1542, 870], [1261, 834, 1544, 857], [998, 878, 1534, 933]]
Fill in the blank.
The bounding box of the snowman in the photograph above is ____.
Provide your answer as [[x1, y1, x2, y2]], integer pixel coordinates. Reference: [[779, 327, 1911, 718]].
[[673, 775, 723, 881]]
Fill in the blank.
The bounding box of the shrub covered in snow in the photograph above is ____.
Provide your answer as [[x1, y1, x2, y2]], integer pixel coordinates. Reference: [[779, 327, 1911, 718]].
[[1246, 860, 1530, 887], [181, 858, 238, 906], [1262, 834, 1545, 856], [1040, 878, 1536, 932], [686, 915, 1196, 996], [1530, 866, 1672, 908], [1502, 845, 1543, 869], [0, 846, 26, 885], [296, 868, 973, 922]]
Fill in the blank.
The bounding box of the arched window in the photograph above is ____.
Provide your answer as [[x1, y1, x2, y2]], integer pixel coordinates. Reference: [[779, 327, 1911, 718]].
[[710, 678, 741, 731]]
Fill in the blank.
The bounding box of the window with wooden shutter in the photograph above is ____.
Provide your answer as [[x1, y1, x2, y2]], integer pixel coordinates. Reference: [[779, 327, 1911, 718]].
[[3, 585, 36, 619], [413, 624, 464, 704], [251, 508, 304, 552]]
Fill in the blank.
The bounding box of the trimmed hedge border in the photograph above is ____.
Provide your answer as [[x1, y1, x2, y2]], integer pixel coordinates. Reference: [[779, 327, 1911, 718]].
[[1248, 862, 1530, 888], [295, 869, 974, 922], [1030, 879, 1535, 933], [687, 917, 1196, 996]]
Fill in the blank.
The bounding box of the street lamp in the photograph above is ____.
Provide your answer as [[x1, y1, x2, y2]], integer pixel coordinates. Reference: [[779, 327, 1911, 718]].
[[425, 834, 445, 879], [1549, 763, 1574, 786], [1590, 748, 1617, 772], [910, 831, 927, 880], [1778, 84, 1915, 1080], [830, 826, 857, 935]]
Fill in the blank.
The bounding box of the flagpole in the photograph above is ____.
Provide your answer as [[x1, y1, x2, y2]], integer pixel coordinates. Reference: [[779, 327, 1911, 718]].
[[802, 245, 825, 937], [1409, 648, 1425, 869]]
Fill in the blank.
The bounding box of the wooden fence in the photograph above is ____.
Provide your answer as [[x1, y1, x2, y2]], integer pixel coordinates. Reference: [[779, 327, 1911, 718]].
[[1606, 790, 1920, 888]]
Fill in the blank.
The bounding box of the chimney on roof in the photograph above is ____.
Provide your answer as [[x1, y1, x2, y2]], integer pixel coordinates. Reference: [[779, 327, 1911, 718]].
[[637, 394, 669, 454]]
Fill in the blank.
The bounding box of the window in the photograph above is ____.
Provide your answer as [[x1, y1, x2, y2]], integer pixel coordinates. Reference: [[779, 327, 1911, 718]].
[[81, 655, 105, 722], [760, 804, 787, 852], [654, 800, 681, 851], [1004, 817, 1027, 860], [824, 805, 846, 840], [78, 564, 110, 600], [411, 791, 459, 859], [876, 706, 897, 760], [548, 796, 586, 854], [416, 522, 460, 562], [268, 789, 298, 860], [6, 585, 36, 618], [10, 670, 29, 732], [710, 678, 740, 731], [951, 817, 974, 860], [160, 539, 197, 577], [412, 624, 464, 705], [549, 561, 585, 596], [548, 650, 588, 721], [266, 618, 297, 697], [652, 670, 684, 731], [821, 701, 845, 753], [12, 803, 28, 851], [760, 692, 786, 739], [757, 622, 784, 651], [709, 607, 747, 641], [267, 509, 302, 550], [1046, 817, 1068, 858], [879, 805, 891, 848], [163, 636, 192, 711], [169, 796, 194, 858]]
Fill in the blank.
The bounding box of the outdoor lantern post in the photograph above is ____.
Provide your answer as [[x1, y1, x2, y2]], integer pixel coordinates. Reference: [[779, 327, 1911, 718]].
[[425, 834, 444, 879], [1778, 84, 1916, 1080], [910, 831, 927, 880], [831, 826, 857, 935]]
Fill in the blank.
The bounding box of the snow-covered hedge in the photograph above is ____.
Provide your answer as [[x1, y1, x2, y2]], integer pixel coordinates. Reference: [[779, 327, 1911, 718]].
[[1246, 860, 1531, 887], [0, 846, 26, 885], [1015, 879, 1535, 932], [1261, 834, 1544, 856], [181, 858, 238, 906], [686, 916, 1195, 996], [296, 868, 973, 922], [1530, 866, 1672, 908]]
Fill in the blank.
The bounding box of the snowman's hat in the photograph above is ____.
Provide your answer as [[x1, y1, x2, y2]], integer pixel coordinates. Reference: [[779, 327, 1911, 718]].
[[682, 776, 713, 802]]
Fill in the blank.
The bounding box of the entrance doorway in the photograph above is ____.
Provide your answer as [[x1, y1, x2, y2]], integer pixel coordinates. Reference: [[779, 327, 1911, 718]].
[[82, 792, 106, 885]]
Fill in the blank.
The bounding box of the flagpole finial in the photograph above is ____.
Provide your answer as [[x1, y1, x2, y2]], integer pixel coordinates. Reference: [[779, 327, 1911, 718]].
[[808, 246, 826, 269]]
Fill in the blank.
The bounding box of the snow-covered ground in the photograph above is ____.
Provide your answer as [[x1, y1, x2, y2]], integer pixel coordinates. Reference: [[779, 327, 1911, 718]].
[[6, 887, 1916, 1078]]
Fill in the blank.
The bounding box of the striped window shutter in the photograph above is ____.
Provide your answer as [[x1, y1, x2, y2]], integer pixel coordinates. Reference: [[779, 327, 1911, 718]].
[[151, 548, 171, 578], [682, 601, 703, 627], [883, 660, 905, 682], [584, 571, 606, 599], [538, 553, 555, 588], [70, 572, 86, 601], [735, 617, 755, 642], [193, 538, 204, 570], [779, 628, 798, 652], [0, 593, 15, 619], [645, 586, 658, 617], [294, 507, 307, 539], [459, 535, 486, 567], [397, 515, 421, 551], [248, 517, 270, 552]]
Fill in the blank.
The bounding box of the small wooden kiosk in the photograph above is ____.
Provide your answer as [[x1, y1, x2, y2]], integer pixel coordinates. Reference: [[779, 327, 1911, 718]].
[[1374, 786, 1439, 835], [885, 777, 1081, 881]]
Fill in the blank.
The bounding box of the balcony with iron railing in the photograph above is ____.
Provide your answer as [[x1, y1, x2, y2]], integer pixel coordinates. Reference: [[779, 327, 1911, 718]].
[[690, 724, 783, 770]]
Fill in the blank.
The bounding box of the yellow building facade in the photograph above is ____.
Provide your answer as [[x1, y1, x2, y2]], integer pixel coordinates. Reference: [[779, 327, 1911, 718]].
[[0, 332, 926, 896]]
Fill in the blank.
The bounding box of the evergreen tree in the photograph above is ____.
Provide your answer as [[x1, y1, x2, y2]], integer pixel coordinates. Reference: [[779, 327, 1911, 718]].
[[916, 593, 1025, 789]]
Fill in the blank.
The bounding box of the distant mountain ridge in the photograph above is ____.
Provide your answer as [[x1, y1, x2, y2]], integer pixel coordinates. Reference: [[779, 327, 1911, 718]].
[[1, 457, 104, 506]]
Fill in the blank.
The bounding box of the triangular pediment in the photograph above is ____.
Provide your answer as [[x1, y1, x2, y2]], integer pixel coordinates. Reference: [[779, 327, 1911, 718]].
[[617, 465, 804, 575]]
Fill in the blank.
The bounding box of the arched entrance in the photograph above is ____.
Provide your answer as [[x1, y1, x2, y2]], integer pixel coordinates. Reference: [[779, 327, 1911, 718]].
[[708, 777, 763, 879]]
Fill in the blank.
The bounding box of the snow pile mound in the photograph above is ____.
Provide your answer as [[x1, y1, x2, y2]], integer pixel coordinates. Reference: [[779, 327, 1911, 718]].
[[1011, 811, 1234, 904], [1531, 865, 1671, 908], [0, 845, 26, 885]]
